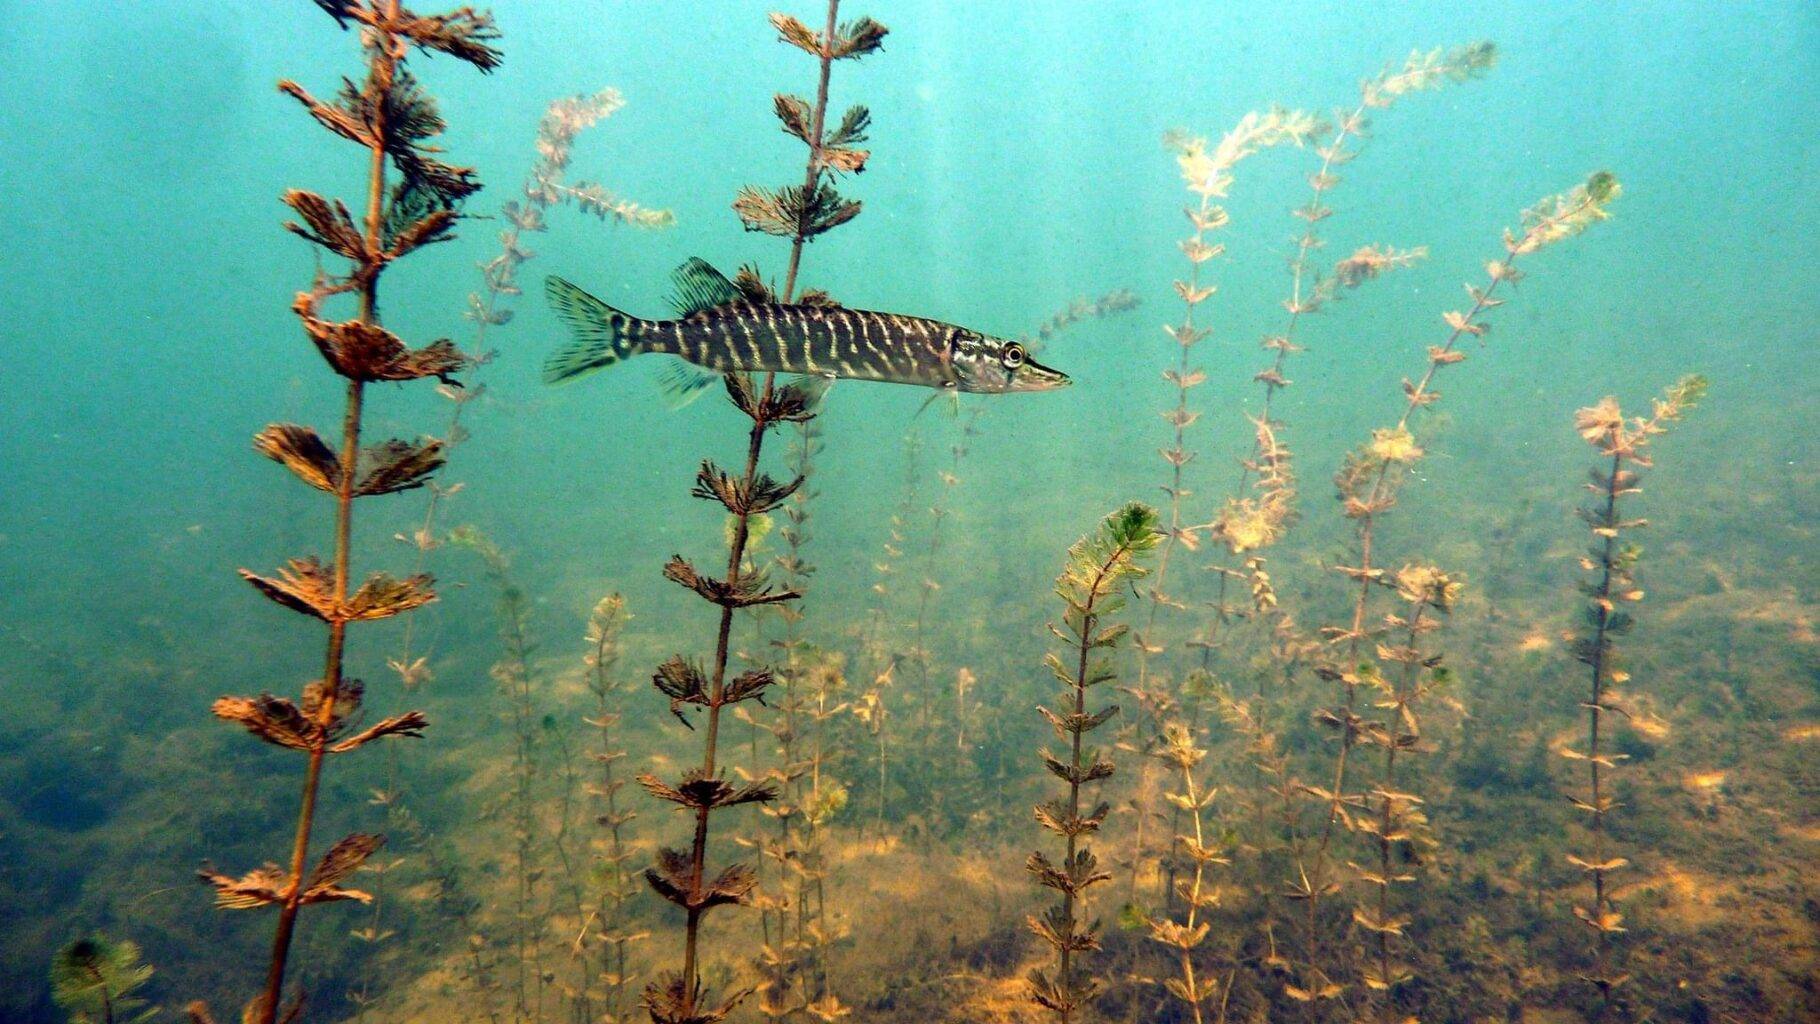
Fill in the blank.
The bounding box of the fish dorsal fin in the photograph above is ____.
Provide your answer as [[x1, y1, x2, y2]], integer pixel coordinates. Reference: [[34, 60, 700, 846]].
[[668, 258, 741, 316], [795, 288, 843, 309]]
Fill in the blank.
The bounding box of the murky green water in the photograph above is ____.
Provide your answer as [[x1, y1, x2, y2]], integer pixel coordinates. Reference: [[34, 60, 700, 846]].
[[1, 3, 1813, 1022]]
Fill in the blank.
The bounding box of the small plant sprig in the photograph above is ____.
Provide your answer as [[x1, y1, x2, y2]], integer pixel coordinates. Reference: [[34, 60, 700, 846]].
[[583, 594, 648, 1024], [51, 936, 157, 1024], [1563, 375, 1705, 1011], [1027, 503, 1162, 1023], [1144, 723, 1233, 1024], [198, 6, 498, 1023]]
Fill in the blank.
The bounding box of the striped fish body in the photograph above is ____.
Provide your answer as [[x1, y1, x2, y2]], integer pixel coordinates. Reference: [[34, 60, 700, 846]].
[[544, 259, 1071, 395], [638, 301, 956, 386]]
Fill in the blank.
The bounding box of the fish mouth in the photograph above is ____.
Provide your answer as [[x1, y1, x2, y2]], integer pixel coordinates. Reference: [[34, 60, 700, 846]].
[[1014, 359, 1072, 392]]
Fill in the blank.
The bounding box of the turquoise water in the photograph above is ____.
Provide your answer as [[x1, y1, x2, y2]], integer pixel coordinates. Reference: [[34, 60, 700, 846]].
[[0, 2, 1813, 1022]]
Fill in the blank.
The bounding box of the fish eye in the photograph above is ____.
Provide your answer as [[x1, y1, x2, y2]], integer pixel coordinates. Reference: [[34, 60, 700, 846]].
[[1002, 342, 1026, 368]]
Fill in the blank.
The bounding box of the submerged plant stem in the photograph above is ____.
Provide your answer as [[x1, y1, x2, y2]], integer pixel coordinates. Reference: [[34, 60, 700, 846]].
[[259, 30, 393, 1021]]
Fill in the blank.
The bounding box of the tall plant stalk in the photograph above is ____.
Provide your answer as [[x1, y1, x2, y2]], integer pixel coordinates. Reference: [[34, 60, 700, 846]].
[[854, 430, 920, 843], [199, 7, 498, 1024], [450, 530, 558, 1024], [583, 594, 646, 1023], [1564, 376, 1704, 1014], [1354, 566, 1458, 1021], [1027, 504, 1162, 1023], [1136, 110, 1321, 683], [633, 7, 886, 1022], [1283, 171, 1623, 1009], [1131, 109, 1319, 914]]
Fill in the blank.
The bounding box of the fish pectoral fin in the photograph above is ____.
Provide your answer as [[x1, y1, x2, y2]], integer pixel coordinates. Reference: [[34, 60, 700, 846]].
[[912, 389, 961, 421], [657, 359, 722, 409], [667, 258, 741, 316], [781, 373, 834, 413]]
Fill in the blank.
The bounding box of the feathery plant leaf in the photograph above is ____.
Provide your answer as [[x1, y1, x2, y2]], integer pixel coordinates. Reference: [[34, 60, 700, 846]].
[[51, 935, 158, 1024]]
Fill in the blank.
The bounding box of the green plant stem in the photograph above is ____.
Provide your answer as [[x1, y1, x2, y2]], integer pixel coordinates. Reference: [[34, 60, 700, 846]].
[[1584, 450, 1622, 1007], [1370, 606, 1425, 1024]]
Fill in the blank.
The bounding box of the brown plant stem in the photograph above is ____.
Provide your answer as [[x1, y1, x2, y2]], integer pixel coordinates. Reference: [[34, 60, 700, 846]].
[[258, 16, 396, 1018]]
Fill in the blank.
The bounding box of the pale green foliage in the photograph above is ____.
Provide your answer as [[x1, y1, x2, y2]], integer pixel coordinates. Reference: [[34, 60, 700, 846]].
[[1662, 373, 1709, 418], [50, 936, 157, 1024], [1509, 171, 1623, 254], [1165, 107, 1324, 200], [1054, 502, 1164, 630], [1365, 41, 1498, 105]]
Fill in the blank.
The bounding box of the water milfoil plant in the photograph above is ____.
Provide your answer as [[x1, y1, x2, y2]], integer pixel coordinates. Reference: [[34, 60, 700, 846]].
[[1027, 503, 1162, 1023], [198, 6, 498, 1023], [1138, 109, 1320, 679], [51, 936, 157, 1024], [631, 7, 885, 1022], [1563, 374, 1705, 1013], [583, 594, 647, 1023], [1285, 170, 1623, 1012]]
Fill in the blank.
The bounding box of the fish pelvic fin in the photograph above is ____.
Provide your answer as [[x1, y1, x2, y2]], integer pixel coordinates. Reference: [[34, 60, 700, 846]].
[[658, 358, 722, 409], [543, 276, 649, 384]]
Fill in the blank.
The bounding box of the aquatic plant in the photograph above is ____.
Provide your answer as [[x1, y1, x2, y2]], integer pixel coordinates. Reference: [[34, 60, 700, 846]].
[[1027, 503, 1162, 1023], [1285, 170, 1623, 1011], [583, 594, 648, 1024], [632, 7, 886, 1022], [1143, 722, 1234, 1024], [1189, 41, 1493, 656], [51, 936, 156, 1024], [748, 411, 826, 1022], [1119, 110, 1319, 915], [854, 430, 920, 842], [453, 529, 559, 1023], [908, 290, 1142, 817], [909, 401, 981, 739], [392, 88, 671, 690], [1563, 374, 1705, 1011], [197, 6, 498, 1023], [1191, 46, 1492, 866], [1137, 109, 1321, 682], [796, 646, 853, 1021], [1353, 563, 1460, 1023]]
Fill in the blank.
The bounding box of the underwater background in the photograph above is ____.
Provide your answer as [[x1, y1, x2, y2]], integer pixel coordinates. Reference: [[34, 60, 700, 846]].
[[0, 1, 1813, 1022]]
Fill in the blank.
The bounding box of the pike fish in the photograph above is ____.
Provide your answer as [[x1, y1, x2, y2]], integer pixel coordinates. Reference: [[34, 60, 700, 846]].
[[544, 258, 1070, 399]]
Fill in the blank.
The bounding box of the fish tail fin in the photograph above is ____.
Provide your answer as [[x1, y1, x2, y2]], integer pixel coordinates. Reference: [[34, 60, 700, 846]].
[[544, 276, 650, 384]]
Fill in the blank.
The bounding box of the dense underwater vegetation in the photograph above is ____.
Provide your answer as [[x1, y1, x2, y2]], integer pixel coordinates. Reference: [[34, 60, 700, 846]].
[[0, 2, 1813, 1022]]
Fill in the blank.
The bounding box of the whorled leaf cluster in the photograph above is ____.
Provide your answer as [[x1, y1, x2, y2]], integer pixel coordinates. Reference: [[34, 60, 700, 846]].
[[1562, 374, 1703, 1005], [1027, 503, 1161, 1022], [733, 11, 887, 242], [199, 5, 500, 1024]]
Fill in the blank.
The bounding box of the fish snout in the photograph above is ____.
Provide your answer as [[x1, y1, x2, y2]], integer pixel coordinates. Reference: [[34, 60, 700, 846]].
[[1015, 357, 1072, 391]]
